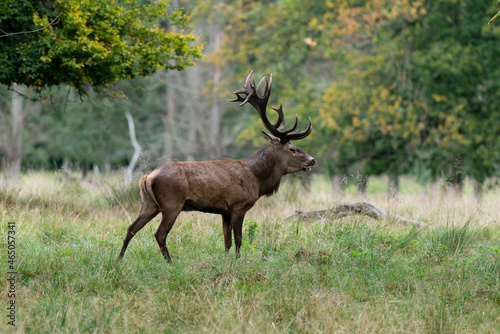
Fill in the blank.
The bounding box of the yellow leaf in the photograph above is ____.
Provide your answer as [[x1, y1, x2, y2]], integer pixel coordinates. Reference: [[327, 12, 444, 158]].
[[431, 93, 447, 102], [352, 116, 360, 127]]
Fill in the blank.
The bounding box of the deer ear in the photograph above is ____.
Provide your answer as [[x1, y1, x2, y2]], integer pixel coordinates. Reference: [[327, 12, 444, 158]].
[[262, 131, 281, 145]]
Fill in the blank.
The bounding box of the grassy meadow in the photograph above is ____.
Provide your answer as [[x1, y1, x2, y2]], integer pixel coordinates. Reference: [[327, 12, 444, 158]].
[[1, 171, 499, 333]]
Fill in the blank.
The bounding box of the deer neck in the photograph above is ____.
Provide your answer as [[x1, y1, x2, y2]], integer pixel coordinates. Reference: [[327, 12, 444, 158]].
[[245, 146, 286, 197]]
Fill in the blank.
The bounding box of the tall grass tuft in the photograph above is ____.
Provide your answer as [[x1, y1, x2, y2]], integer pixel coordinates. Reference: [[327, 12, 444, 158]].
[[429, 217, 478, 256]]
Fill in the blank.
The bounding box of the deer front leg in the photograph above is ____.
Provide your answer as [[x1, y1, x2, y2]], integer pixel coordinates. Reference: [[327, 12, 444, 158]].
[[231, 214, 246, 258], [222, 214, 232, 252]]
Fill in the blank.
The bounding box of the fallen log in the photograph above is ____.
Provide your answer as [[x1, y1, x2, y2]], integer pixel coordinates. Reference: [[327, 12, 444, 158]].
[[285, 202, 427, 228]]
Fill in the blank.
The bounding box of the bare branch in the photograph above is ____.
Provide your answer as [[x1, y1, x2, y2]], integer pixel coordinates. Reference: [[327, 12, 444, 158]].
[[0, 13, 62, 38], [124, 111, 142, 186]]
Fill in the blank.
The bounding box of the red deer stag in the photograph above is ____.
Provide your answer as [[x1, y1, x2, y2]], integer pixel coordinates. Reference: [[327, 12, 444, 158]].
[[118, 70, 316, 262]]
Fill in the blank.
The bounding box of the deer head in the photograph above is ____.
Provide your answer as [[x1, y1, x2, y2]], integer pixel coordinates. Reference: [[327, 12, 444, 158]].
[[231, 70, 315, 174]]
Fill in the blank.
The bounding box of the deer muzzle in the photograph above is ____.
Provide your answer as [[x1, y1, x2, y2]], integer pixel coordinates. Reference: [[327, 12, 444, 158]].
[[302, 158, 317, 172]]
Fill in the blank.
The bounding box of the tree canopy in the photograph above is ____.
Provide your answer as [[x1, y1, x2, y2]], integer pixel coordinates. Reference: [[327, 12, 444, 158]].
[[0, 0, 202, 92], [315, 0, 500, 189]]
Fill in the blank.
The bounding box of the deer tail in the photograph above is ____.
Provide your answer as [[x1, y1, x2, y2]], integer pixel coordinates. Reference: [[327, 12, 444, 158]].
[[139, 174, 161, 210]]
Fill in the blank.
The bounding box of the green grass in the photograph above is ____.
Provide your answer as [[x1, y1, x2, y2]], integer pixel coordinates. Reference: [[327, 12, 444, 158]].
[[1, 172, 499, 333]]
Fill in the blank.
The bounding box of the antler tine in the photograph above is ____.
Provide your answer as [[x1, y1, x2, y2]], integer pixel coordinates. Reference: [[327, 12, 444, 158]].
[[285, 117, 312, 141], [274, 108, 300, 135], [231, 70, 255, 106], [283, 115, 299, 135], [256, 75, 271, 99], [271, 104, 287, 131]]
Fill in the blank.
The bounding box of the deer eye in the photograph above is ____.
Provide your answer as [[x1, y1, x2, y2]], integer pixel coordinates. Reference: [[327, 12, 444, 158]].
[[289, 147, 296, 153]]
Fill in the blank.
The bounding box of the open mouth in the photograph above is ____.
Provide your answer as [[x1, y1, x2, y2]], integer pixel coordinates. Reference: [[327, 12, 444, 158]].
[[302, 159, 316, 172]]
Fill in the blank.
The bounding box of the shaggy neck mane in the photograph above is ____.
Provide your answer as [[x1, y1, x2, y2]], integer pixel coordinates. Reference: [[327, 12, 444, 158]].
[[244, 146, 285, 197]]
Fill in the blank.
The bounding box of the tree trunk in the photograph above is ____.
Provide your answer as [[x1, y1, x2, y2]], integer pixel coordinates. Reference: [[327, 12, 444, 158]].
[[165, 73, 176, 161], [93, 164, 100, 179], [124, 111, 142, 186], [388, 171, 399, 198], [163, 0, 180, 161], [81, 165, 89, 180], [6, 83, 24, 185], [186, 79, 197, 161], [357, 173, 368, 196], [473, 179, 483, 202], [332, 174, 346, 195], [209, 14, 223, 159], [446, 164, 464, 196], [103, 141, 111, 175]]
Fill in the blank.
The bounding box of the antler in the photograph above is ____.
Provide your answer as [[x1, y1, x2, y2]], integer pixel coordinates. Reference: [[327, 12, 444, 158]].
[[231, 70, 312, 143]]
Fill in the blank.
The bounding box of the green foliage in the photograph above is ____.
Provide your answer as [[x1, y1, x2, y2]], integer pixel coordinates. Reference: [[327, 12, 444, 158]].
[[410, 0, 500, 183], [244, 219, 259, 244], [317, 0, 500, 185], [0, 0, 201, 92]]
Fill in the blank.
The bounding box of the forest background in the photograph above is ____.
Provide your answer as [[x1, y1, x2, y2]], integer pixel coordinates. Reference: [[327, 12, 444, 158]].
[[1, 0, 500, 198]]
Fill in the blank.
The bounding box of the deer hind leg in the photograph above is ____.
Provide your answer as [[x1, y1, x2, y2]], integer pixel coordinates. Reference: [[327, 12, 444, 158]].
[[155, 205, 182, 262], [222, 214, 232, 253], [118, 203, 159, 261]]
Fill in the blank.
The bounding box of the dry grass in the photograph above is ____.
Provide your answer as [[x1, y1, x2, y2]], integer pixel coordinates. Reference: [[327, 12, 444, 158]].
[[0, 171, 499, 333]]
